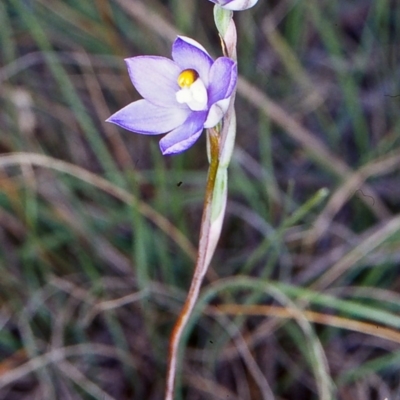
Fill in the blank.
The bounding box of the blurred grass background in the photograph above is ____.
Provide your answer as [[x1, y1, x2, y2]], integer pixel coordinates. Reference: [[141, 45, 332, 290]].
[[1, 0, 400, 399]]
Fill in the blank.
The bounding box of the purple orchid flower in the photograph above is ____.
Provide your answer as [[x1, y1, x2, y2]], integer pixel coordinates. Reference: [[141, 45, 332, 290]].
[[208, 0, 258, 10], [107, 36, 237, 155]]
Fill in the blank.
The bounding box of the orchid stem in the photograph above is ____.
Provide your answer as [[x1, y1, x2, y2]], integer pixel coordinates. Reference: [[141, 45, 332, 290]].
[[165, 127, 220, 400]]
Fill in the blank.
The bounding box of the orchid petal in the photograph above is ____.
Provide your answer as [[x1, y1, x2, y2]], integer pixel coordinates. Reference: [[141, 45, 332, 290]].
[[107, 36, 235, 155], [125, 56, 183, 108], [172, 37, 213, 86], [209, 0, 258, 10], [223, 0, 258, 10], [204, 98, 230, 128], [208, 57, 237, 105], [106, 99, 190, 135], [159, 111, 207, 155]]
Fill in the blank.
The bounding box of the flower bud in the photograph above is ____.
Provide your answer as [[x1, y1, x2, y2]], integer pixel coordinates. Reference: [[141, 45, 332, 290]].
[[209, 0, 258, 11]]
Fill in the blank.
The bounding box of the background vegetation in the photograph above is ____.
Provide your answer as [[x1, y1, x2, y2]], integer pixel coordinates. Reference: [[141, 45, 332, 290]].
[[1, 0, 400, 399]]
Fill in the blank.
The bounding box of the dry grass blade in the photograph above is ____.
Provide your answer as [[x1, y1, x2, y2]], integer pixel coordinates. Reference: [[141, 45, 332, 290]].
[[215, 314, 275, 400], [0, 152, 197, 261], [309, 150, 400, 242], [114, 0, 178, 43], [186, 373, 240, 400], [83, 289, 147, 326], [57, 361, 118, 400], [312, 214, 400, 290], [208, 304, 400, 345], [0, 344, 132, 390]]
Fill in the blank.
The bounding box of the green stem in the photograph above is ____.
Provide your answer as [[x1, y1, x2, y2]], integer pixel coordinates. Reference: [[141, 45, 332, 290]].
[[165, 128, 220, 400]]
